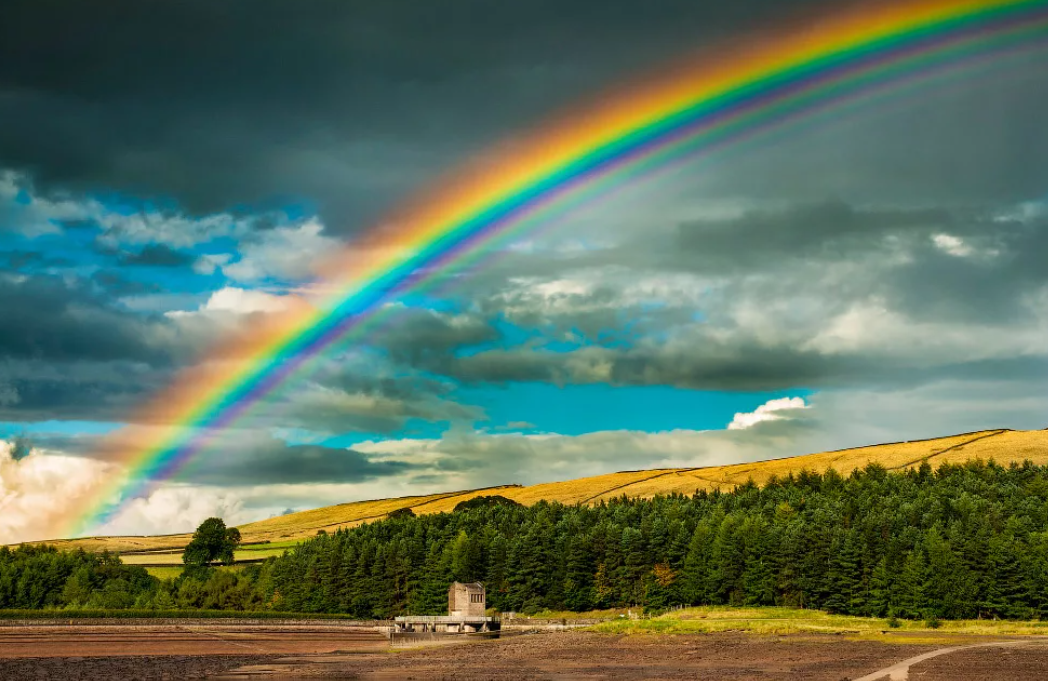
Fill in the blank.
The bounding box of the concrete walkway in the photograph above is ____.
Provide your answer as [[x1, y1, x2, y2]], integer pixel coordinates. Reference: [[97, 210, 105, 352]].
[[853, 641, 1032, 681]]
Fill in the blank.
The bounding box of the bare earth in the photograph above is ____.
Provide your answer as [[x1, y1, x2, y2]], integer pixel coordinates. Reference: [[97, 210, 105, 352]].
[[3, 624, 1048, 680], [0, 623, 383, 680]]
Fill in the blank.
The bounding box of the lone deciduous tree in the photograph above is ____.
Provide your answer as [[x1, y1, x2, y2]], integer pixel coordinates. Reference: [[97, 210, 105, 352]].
[[183, 517, 242, 566]]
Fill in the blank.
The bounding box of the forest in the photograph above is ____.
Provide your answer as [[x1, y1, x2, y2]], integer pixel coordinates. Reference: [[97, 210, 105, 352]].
[[6, 460, 1048, 620]]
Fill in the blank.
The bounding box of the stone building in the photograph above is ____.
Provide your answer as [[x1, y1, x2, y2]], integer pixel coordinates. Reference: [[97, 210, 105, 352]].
[[448, 581, 486, 617], [391, 581, 497, 638]]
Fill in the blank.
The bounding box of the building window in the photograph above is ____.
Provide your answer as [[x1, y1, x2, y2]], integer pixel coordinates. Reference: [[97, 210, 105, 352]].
[[470, 593, 482, 603]]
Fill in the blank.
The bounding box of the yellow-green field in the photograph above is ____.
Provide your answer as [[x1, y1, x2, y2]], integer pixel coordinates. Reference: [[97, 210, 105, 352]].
[[591, 606, 1048, 640], [29, 428, 1048, 558], [142, 566, 184, 580], [120, 546, 289, 567]]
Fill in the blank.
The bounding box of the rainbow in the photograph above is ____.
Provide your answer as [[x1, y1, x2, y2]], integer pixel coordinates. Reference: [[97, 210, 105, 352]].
[[67, 0, 1048, 536]]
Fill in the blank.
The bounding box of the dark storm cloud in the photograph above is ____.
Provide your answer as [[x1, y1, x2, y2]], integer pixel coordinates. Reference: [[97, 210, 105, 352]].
[[91, 271, 163, 297], [438, 343, 1048, 392], [117, 244, 194, 268], [24, 428, 413, 485], [184, 442, 414, 486], [668, 202, 1048, 324], [392, 200, 1048, 392], [0, 0, 831, 232], [1, 250, 75, 270], [0, 274, 170, 364], [0, 355, 181, 423], [673, 201, 952, 267], [378, 307, 499, 365], [0, 269, 491, 426], [0, 272, 196, 422]]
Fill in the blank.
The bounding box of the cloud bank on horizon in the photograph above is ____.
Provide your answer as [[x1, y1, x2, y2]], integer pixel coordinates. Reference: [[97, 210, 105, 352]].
[[0, 0, 1046, 542]]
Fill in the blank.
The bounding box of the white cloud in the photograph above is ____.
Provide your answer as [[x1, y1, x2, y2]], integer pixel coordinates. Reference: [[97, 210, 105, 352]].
[[497, 268, 709, 322], [728, 396, 808, 430], [993, 200, 1048, 224], [354, 413, 814, 492], [0, 440, 117, 544], [932, 233, 975, 257], [802, 298, 1048, 359], [193, 253, 233, 276], [0, 170, 254, 247], [97, 486, 248, 537], [0, 170, 88, 237], [163, 287, 296, 323], [223, 219, 339, 283], [199, 287, 294, 315]]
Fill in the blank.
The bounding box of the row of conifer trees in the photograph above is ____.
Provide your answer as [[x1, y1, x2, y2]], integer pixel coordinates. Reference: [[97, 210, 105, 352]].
[[262, 461, 1048, 619], [5, 460, 1048, 619]]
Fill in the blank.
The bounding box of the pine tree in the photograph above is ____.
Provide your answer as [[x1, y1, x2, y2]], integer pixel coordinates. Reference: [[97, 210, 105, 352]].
[[823, 530, 864, 614], [562, 532, 595, 612], [897, 547, 930, 619], [868, 556, 892, 617], [681, 519, 713, 605], [986, 532, 1028, 619]]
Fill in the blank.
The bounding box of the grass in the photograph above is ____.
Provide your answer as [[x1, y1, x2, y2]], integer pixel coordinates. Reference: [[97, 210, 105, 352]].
[[589, 606, 1048, 639], [239, 540, 302, 551], [517, 608, 631, 620], [122, 547, 290, 566], [22, 429, 1048, 553], [143, 566, 184, 580], [142, 565, 247, 580]]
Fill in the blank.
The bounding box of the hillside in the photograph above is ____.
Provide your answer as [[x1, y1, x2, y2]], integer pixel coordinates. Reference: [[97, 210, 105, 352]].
[[37, 427, 1048, 564]]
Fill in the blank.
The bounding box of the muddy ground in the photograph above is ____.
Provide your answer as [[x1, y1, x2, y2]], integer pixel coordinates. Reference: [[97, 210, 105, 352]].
[[910, 643, 1048, 680], [2, 623, 1047, 680], [0, 623, 382, 680]]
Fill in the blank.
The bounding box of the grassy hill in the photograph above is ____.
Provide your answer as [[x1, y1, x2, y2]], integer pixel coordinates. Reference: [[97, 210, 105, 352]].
[[36, 427, 1048, 566]]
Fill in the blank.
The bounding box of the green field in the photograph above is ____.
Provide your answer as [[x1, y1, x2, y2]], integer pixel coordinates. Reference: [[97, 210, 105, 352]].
[[591, 606, 1048, 638], [240, 540, 302, 551], [122, 546, 291, 567], [142, 566, 184, 580]]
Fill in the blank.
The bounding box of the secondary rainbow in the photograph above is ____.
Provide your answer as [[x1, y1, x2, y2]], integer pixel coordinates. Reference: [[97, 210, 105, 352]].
[[67, 0, 1048, 536]]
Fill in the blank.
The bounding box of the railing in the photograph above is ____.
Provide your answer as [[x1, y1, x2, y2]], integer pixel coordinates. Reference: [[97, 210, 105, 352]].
[[394, 615, 497, 623]]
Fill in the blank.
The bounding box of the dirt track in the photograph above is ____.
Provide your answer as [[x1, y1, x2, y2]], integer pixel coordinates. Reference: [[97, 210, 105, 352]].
[[2, 624, 1048, 680]]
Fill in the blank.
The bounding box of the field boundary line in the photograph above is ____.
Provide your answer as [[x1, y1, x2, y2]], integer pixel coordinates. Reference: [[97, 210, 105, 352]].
[[308, 485, 519, 533], [579, 470, 692, 504], [408, 484, 521, 512], [888, 429, 1009, 471]]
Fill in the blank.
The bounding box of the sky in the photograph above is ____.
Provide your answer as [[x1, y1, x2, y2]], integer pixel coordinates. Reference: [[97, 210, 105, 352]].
[[1, 0, 1047, 543]]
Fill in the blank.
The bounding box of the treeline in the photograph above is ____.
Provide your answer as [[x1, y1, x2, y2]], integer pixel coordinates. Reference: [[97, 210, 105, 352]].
[[0, 546, 155, 609], [260, 461, 1048, 620], [9, 461, 1048, 620]]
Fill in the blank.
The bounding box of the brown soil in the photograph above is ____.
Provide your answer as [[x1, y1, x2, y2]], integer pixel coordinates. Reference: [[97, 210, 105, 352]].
[[0, 623, 385, 680], [0, 655, 271, 681], [911, 642, 1048, 679], [222, 631, 942, 680], [0, 624, 385, 658], [3, 624, 1047, 680]]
